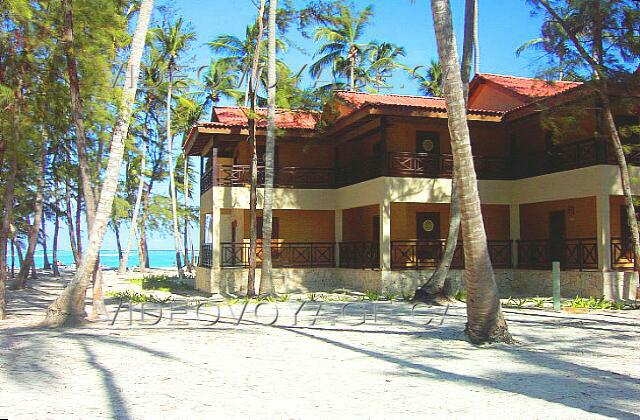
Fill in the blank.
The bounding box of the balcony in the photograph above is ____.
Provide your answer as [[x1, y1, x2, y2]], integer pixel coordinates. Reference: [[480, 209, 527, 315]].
[[515, 138, 640, 178], [611, 237, 637, 271], [336, 152, 512, 187], [200, 165, 334, 194], [390, 239, 513, 270], [339, 242, 380, 268], [517, 238, 598, 271], [217, 242, 336, 268]]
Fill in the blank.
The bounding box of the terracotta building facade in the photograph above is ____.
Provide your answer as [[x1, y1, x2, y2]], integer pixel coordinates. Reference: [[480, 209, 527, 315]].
[[183, 74, 640, 299]]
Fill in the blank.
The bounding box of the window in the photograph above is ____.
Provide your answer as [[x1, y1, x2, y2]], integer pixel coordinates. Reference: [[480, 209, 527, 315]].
[[257, 216, 279, 239]]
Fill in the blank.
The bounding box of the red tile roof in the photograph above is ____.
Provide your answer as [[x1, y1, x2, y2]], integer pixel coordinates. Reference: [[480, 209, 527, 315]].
[[335, 90, 503, 115], [209, 106, 319, 130], [477, 73, 583, 99]]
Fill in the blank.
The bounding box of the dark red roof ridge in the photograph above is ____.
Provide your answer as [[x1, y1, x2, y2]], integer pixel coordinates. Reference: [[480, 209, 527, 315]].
[[335, 90, 446, 100], [477, 73, 583, 85]]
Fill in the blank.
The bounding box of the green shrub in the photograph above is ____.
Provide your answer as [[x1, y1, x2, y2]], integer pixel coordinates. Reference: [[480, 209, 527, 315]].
[[106, 290, 172, 304], [364, 290, 380, 301], [129, 275, 194, 294], [454, 289, 467, 302]]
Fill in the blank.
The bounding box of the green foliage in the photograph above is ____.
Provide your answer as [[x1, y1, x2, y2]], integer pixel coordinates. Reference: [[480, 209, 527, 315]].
[[129, 274, 194, 293], [106, 290, 173, 304], [382, 291, 398, 301], [307, 292, 319, 301], [363, 290, 380, 301], [563, 296, 631, 310], [454, 289, 467, 302]]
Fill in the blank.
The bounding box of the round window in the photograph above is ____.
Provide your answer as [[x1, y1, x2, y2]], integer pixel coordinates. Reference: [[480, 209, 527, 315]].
[[422, 219, 435, 232], [422, 139, 435, 152]]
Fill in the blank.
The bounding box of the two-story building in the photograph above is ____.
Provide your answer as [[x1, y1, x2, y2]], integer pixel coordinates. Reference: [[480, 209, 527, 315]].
[[183, 73, 640, 299]]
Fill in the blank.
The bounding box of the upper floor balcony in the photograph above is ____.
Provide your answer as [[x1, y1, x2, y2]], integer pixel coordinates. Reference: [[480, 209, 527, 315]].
[[200, 137, 640, 195]]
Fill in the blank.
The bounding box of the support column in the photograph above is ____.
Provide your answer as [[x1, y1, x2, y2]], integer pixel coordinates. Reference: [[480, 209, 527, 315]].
[[210, 205, 221, 269], [380, 200, 391, 270], [335, 209, 343, 267], [596, 194, 611, 271], [510, 204, 520, 268]]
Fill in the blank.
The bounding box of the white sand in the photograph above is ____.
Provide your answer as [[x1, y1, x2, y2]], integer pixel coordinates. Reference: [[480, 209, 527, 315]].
[[1, 269, 639, 419]]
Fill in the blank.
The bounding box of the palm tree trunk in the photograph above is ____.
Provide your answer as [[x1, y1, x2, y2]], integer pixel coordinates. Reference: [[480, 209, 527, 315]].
[[247, 0, 266, 297], [65, 182, 80, 265], [416, 0, 475, 302], [44, 0, 154, 326], [0, 152, 18, 319], [75, 185, 83, 255], [259, 0, 278, 296], [11, 238, 16, 279], [139, 188, 151, 272], [430, 0, 511, 344], [472, 0, 479, 74], [183, 153, 191, 272], [41, 217, 51, 270], [119, 123, 147, 275], [62, 0, 97, 227], [536, 0, 640, 277], [15, 136, 47, 289], [601, 94, 640, 271], [52, 209, 60, 277], [166, 73, 186, 280]]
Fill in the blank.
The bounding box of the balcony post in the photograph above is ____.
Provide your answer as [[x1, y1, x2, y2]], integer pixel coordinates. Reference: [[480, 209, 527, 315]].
[[380, 199, 391, 270], [211, 147, 218, 187], [596, 194, 611, 271], [510, 204, 520, 268], [335, 209, 343, 267], [209, 204, 221, 270]]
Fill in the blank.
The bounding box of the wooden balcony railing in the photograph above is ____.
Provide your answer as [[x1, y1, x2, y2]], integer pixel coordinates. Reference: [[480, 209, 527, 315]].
[[517, 238, 598, 271], [199, 243, 213, 268], [515, 138, 640, 178], [390, 239, 512, 270], [336, 152, 512, 186], [611, 237, 637, 271], [201, 165, 334, 193], [219, 242, 336, 268], [339, 242, 380, 268]]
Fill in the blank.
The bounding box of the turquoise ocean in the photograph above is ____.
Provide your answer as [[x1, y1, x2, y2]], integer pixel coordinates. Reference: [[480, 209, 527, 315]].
[[10, 249, 197, 269]]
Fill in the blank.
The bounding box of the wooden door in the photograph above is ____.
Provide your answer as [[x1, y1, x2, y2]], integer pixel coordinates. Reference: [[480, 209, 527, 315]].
[[372, 215, 380, 243], [549, 210, 566, 265], [416, 212, 441, 260]]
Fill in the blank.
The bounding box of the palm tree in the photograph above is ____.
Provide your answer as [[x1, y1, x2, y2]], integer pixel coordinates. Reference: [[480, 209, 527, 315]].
[[515, 18, 575, 81], [247, 0, 267, 297], [208, 22, 285, 105], [200, 58, 242, 119], [430, 0, 511, 344], [45, 0, 154, 326], [152, 17, 195, 280], [259, 0, 278, 296], [415, 0, 477, 302], [310, 5, 373, 91], [363, 41, 406, 92], [411, 59, 444, 97]]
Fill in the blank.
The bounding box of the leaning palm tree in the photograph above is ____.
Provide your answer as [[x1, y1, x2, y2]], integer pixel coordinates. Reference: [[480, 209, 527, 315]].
[[310, 4, 373, 91], [152, 17, 195, 280], [200, 58, 243, 119], [430, 0, 511, 344], [45, 0, 154, 326], [259, 0, 278, 296], [411, 59, 444, 97], [414, 0, 477, 303]]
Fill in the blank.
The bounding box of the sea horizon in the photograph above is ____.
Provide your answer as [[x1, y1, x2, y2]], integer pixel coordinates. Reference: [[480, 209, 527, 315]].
[[6, 249, 197, 269]]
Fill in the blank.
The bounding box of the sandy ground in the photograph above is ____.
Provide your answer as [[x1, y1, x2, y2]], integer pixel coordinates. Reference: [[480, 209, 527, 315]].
[[1, 268, 640, 419]]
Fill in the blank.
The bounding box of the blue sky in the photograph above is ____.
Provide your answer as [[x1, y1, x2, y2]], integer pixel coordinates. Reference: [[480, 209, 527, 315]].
[[52, 0, 547, 252]]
